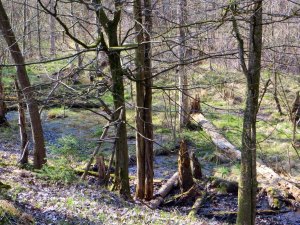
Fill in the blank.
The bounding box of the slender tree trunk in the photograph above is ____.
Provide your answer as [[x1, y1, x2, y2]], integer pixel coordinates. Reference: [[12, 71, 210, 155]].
[[273, 70, 283, 116], [36, 0, 42, 59], [178, 0, 189, 128], [143, 0, 154, 200], [22, 0, 27, 56], [236, 1, 263, 225], [134, 0, 146, 200], [49, 0, 56, 56], [0, 0, 46, 169], [15, 80, 29, 164], [108, 50, 130, 197], [70, 3, 83, 68], [0, 64, 8, 126]]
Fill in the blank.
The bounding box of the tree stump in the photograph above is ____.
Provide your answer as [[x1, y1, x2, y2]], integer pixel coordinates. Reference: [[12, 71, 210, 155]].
[[96, 156, 106, 183], [190, 152, 202, 179], [190, 94, 201, 114], [178, 140, 194, 193]]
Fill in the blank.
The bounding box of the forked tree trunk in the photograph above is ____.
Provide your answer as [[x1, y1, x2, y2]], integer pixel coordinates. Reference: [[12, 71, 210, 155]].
[[0, 0, 46, 169], [96, 4, 130, 196]]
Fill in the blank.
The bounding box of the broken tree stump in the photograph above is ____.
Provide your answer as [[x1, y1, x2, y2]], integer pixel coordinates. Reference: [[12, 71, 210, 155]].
[[190, 152, 202, 179], [96, 155, 106, 183], [190, 94, 201, 114], [149, 172, 179, 209], [178, 140, 194, 193]]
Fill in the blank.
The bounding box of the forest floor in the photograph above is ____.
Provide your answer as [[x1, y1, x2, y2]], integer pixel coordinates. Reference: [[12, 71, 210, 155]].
[[1, 110, 300, 224]]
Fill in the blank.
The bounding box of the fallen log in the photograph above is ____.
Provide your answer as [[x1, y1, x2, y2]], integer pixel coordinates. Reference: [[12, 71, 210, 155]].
[[191, 113, 300, 202], [191, 113, 241, 160], [265, 187, 281, 210], [164, 185, 200, 206], [188, 191, 208, 218], [209, 177, 238, 194], [149, 172, 179, 209]]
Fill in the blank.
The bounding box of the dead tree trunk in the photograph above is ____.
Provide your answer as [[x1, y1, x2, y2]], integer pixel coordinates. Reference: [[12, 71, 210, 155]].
[[178, 140, 194, 193], [190, 152, 202, 179]]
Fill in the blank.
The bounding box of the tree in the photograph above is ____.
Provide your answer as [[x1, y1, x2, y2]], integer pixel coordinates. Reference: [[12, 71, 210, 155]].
[[38, 0, 131, 197], [134, 0, 154, 200], [231, 1, 263, 224], [0, 0, 47, 169], [177, 0, 189, 128]]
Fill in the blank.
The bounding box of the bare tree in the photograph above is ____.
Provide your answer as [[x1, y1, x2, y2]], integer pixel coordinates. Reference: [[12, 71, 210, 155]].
[[230, 1, 263, 224]]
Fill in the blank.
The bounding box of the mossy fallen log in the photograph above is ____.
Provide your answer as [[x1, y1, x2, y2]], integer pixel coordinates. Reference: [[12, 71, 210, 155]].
[[209, 177, 238, 194], [188, 191, 208, 218]]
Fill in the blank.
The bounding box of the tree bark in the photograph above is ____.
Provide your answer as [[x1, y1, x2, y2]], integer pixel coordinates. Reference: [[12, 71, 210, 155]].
[[0, 0, 46, 169]]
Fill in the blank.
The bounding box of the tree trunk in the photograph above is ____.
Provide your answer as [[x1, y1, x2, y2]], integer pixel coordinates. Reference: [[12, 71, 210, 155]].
[[36, 0, 42, 59], [236, 1, 263, 224], [70, 3, 83, 69], [94, 0, 130, 197], [144, 0, 154, 201], [134, 0, 154, 200], [49, 0, 56, 56], [0, 64, 8, 127], [15, 80, 29, 165], [134, 0, 146, 200], [0, 0, 46, 169], [178, 0, 189, 128]]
